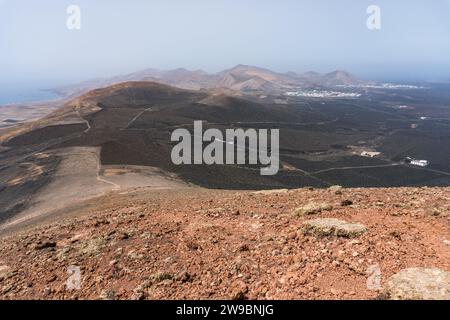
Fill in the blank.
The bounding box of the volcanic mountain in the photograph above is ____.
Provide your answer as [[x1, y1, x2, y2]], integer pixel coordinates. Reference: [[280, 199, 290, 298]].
[[1, 80, 450, 234], [1, 81, 449, 302]]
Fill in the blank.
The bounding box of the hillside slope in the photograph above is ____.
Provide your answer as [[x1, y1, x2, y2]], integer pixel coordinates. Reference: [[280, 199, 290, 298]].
[[0, 186, 449, 300], [2, 81, 450, 232]]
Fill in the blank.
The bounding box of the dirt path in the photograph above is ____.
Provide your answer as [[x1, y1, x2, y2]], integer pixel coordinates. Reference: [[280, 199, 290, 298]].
[[0, 146, 190, 235], [93, 153, 121, 190], [121, 106, 153, 130], [407, 165, 450, 177], [76, 107, 91, 134], [311, 163, 402, 175]]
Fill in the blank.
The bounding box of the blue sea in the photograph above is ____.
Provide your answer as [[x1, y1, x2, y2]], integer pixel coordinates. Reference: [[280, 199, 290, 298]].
[[0, 84, 60, 105]]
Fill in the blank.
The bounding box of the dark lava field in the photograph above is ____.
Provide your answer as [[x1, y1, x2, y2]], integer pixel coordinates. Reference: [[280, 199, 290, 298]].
[[2, 82, 450, 191]]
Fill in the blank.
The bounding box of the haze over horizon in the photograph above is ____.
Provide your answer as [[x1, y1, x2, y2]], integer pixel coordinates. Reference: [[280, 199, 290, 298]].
[[1, 0, 450, 87]]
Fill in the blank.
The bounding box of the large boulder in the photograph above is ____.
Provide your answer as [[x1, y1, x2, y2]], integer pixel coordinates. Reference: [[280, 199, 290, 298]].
[[301, 218, 367, 238]]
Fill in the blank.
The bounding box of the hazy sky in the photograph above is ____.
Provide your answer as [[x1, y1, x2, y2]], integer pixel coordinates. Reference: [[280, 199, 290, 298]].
[[1, 0, 450, 85]]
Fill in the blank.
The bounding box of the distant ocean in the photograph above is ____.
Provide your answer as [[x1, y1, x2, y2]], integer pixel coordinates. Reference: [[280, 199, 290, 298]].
[[0, 85, 60, 105]]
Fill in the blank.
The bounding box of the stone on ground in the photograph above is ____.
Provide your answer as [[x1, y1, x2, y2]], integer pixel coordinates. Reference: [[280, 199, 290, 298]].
[[0, 265, 10, 280], [329, 185, 343, 194], [382, 268, 450, 300], [293, 202, 333, 216], [301, 218, 367, 238], [252, 189, 289, 195]]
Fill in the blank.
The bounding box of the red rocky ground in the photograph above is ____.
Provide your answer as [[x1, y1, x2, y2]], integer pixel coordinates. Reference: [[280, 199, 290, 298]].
[[0, 186, 449, 300]]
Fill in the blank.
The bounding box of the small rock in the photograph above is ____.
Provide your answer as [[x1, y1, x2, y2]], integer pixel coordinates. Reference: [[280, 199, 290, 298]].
[[132, 280, 151, 298], [2, 285, 12, 294], [0, 265, 10, 279], [252, 189, 289, 195], [176, 271, 192, 283], [238, 244, 250, 252], [382, 268, 450, 300], [109, 259, 118, 266], [330, 288, 341, 295], [341, 199, 353, 207], [42, 287, 52, 296], [428, 208, 441, 217], [34, 241, 56, 250], [231, 282, 248, 300], [329, 185, 343, 195], [301, 218, 368, 238], [78, 236, 109, 255], [127, 250, 144, 260], [389, 231, 402, 240], [151, 272, 173, 283], [131, 290, 145, 300], [99, 289, 117, 300], [186, 241, 200, 251], [118, 232, 129, 240], [347, 240, 361, 246]]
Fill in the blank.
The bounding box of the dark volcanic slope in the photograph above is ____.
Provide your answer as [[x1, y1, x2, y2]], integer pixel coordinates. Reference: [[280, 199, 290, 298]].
[[2, 81, 450, 191]]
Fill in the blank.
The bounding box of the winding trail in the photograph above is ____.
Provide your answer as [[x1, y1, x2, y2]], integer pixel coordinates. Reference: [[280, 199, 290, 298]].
[[76, 107, 91, 133], [93, 152, 121, 190], [75, 107, 120, 189], [405, 165, 450, 177], [163, 117, 340, 130], [311, 163, 402, 175], [122, 106, 154, 130]]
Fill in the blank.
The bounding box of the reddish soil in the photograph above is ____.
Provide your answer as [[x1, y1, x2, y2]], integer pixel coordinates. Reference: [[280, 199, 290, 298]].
[[0, 186, 449, 300]]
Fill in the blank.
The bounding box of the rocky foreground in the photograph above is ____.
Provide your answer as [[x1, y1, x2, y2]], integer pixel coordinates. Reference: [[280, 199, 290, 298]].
[[0, 186, 449, 300]]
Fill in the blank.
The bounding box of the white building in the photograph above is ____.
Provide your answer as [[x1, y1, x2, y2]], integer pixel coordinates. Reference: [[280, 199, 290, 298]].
[[361, 151, 381, 158], [410, 160, 429, 167]]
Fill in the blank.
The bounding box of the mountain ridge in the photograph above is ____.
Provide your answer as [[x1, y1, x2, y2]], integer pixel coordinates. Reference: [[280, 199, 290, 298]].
[[52, 65, 370, 98], [0, 186, 449, 299]]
